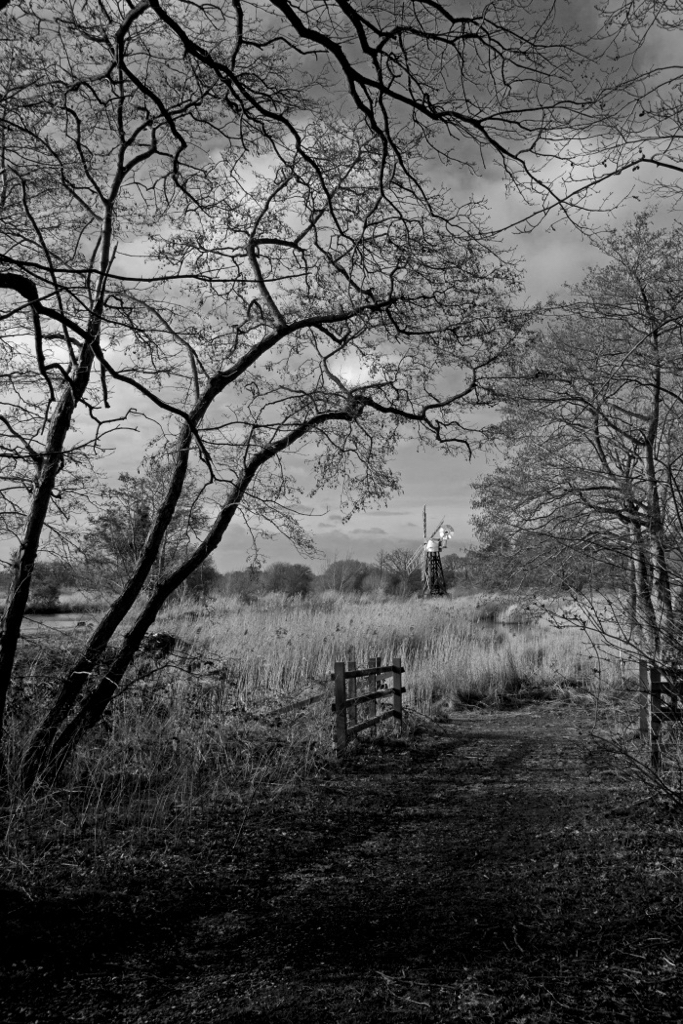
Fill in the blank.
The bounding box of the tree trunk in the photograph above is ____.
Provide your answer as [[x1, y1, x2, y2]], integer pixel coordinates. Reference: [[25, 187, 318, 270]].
[[21, 409, 353, 788], [20, 422, 195, 787], [0, 344, 96, 760], [630, 521, 660, 661]]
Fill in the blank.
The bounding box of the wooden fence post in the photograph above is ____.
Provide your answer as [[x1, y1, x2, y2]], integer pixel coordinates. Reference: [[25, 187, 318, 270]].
[[347, 659, 357, 731], [334, 661, 347, 754], [332, 656, 405, 753], [368, 656, 378, 736], [393, 657, 403, 736]]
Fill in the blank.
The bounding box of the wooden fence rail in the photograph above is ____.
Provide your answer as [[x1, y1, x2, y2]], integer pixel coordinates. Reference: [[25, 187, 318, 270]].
[[332, 657, 405, 754], [262, 656, 406, 755]]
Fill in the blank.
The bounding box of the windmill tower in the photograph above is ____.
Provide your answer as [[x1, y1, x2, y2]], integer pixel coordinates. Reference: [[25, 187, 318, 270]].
[[408, 506, 454, 597]]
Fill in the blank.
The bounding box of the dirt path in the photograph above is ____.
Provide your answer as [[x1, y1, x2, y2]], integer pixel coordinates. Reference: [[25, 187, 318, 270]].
[[4, 703, 683, 1022]]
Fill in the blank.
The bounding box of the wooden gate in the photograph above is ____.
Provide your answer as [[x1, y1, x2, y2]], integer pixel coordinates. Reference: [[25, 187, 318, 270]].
[[332, 657, 405, 754]]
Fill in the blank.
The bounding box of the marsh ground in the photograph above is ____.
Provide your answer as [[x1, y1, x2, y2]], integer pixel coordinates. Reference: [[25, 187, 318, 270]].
[[3, 700, 683, 1023]]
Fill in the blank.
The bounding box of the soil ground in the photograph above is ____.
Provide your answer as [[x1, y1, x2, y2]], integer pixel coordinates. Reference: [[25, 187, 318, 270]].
[[3, 702, 683, 1023]]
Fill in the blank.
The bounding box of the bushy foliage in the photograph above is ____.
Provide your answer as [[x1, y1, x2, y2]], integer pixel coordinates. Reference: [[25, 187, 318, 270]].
[[26, 563, 61, 612], [221, 568, 263, 603], [261, 563, 314, 597], [80, 466, 208, 594], [313, 560, 375, 594], [177, 559, 222, 601]]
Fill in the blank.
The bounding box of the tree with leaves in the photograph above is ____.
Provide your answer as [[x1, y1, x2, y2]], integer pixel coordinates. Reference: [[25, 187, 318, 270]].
[[380, 548, 423, 596], [315, 560, 374, 595], [80, 464, 208, 594], [261, 562, 314, 598]]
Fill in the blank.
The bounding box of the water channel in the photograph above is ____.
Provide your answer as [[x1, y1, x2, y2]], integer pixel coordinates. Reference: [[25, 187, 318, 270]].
[[20, 611, 99, 634]]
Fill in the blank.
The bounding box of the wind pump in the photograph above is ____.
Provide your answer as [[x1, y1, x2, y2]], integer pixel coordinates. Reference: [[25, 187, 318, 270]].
[[407, 506, 454, 597]]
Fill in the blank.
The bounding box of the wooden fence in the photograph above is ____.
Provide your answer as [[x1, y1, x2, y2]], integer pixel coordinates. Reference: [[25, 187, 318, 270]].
[[639, 660, 680, 770], [332, 657, 405, 754], [264, 656, 406, 754]]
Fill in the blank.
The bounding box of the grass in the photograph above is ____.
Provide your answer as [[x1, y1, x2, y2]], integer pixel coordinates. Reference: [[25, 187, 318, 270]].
[[1, 591, 634, 889], [155, 590, 620, 703]]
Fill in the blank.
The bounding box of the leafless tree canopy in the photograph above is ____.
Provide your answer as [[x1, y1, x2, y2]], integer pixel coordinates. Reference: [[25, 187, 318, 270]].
[[473, 216, 683, 666], [0, 0, 665, 783]]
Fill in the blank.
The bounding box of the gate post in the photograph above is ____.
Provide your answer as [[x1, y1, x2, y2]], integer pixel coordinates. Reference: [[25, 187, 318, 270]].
[[368, 656, 379, 736], [334, 661, 347, 753], [392, 657, 403, 736], [347, 659, 357, 731]]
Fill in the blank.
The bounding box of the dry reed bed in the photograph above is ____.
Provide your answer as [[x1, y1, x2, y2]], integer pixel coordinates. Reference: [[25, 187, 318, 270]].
[[153, 592, 625, 707], [2, 594, 632, 883]]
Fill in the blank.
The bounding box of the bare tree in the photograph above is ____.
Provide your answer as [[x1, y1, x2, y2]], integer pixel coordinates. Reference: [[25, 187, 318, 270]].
[[473, 215, 683, 665], [0, 0, 631, 785], [381, 548, 422, 596]]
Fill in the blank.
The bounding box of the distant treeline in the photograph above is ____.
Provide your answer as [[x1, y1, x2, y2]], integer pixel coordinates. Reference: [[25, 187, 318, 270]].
[[218, 540, 623, 600], [0, 538, 612, 613]]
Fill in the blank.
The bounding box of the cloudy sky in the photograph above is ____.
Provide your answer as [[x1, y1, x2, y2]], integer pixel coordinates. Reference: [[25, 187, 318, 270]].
[[1, 163, 619, 575], [5, 2, 679, 576], [174, 6, 681, 573], [276, 1, 683, 576], [219, 171, 656, 574]]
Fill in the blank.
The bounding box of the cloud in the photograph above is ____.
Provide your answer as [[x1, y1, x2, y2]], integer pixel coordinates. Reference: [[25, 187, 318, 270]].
[[364, 509, 411, 517], [350, 527, 387, 535]]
